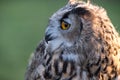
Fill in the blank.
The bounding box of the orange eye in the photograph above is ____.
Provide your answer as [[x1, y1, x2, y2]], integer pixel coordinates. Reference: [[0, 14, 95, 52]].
[[61, 21, 70, 30]]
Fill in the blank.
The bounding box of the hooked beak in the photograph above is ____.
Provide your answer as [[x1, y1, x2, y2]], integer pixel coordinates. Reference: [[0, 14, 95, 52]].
[[45, 33, 57, 43], [45, 33, 53, 43]]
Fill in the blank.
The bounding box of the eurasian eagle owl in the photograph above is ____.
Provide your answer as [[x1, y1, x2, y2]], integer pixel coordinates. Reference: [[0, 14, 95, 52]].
[[25, 0, 120, 80]]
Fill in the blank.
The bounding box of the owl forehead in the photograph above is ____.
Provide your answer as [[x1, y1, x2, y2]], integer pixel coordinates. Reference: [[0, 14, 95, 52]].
[[50, 5, 88, 22]]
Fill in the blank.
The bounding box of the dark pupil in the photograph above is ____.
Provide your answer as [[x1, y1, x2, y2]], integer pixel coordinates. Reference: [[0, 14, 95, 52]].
[[64, 22, 68, 27]]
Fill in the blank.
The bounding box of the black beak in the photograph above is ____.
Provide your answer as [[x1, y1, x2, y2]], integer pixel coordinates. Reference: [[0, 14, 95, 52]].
[[45, 34, 53, 43]]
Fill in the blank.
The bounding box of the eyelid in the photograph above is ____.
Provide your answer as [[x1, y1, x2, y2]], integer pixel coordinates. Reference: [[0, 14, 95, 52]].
[[62, 20, 68, 25], [62, 18, 71, 24]]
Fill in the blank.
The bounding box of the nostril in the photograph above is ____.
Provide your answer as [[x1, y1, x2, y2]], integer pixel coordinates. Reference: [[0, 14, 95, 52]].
[[45, 34, 53, 43]]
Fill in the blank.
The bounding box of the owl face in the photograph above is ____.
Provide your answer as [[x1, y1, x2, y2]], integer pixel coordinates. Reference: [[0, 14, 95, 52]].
[[45, 6, 84, 51]]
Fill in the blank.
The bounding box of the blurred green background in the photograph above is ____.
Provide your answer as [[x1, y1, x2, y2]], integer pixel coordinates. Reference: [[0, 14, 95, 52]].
[[0, 0, 120, 80]]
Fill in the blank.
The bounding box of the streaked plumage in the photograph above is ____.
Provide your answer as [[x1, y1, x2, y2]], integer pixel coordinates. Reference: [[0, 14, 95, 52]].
[[25, 0, 120, 80]]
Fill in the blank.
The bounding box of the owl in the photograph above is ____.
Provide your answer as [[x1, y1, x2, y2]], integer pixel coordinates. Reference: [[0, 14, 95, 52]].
[[25, 0, 120, 80]]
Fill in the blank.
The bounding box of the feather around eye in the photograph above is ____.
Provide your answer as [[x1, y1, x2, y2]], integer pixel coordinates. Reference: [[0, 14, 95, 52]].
[[61, 21, 70, 30]]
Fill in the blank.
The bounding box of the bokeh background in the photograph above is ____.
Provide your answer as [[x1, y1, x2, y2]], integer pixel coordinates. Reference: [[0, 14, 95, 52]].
[[0, 0, 120, 80]]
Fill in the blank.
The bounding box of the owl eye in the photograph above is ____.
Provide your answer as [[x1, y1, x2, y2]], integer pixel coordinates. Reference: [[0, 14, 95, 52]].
[[61, 21, 70, 30]]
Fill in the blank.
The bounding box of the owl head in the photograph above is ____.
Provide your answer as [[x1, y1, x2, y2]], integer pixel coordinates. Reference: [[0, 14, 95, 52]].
[[44, 1, 92, 51], [44, 0, 110, 53]]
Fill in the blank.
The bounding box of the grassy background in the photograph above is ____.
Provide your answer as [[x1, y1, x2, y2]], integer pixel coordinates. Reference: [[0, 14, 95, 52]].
[[0, 0, 120, 80]]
